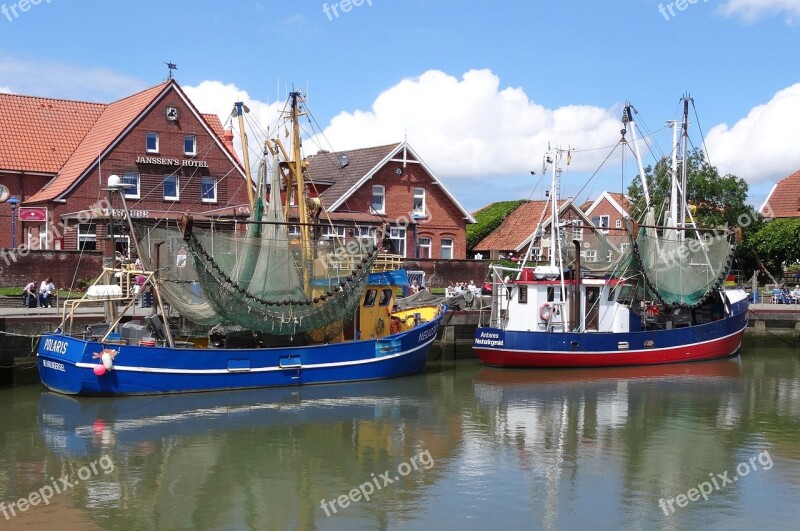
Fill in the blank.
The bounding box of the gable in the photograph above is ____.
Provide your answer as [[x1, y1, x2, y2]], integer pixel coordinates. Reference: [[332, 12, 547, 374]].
[[25, 81, 244, 204], [306, 141, 475, 222]]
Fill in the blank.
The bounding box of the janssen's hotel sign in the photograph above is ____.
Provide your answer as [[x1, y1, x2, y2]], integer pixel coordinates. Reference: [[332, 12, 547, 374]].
[[136, 156, 208, 168]]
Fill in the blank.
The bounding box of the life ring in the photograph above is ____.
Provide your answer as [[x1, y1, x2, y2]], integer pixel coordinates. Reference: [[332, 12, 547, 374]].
[[539, 303, 552, 321], [376, 317, 385, 335]]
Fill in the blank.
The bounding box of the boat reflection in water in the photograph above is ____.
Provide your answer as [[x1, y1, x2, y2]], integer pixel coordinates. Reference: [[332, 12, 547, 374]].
[[471, 358, 748, 528], [37, 375, 459, 529]]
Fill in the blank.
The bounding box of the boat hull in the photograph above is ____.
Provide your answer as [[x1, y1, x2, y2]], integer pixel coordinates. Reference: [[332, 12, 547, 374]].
[[38, 313, 443, 396], [474, 300, 748, 368]]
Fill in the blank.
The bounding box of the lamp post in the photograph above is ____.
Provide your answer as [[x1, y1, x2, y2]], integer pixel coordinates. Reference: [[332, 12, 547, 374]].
[[8, 196, 20, 248]]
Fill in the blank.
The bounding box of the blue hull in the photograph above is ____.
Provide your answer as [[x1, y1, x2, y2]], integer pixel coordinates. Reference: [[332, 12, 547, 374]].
[[38, 313, 443, 396]]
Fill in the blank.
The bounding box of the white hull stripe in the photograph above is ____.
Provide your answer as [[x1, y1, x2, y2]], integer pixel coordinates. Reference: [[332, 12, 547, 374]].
[[72, 338, 435, 375], [475, 324, 747, 356]]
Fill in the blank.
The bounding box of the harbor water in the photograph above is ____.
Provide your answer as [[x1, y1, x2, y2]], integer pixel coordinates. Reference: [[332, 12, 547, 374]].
[[1, 339, 798, 530]]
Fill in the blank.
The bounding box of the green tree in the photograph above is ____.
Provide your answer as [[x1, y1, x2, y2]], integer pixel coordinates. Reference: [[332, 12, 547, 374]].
[[627, 148, 763, 273], [627, 148, 761, 235], [749, 218, 800, 274]]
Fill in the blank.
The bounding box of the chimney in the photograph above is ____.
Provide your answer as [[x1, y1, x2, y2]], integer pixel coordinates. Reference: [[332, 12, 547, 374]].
[[223, 129, 240, 162]]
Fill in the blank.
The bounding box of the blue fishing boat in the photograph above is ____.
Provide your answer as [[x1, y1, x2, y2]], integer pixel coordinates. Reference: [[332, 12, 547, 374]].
[[38, 93, 445, 395]]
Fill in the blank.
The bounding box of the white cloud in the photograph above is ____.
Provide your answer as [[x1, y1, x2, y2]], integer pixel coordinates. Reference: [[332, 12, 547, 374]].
[[0, 86, 12, 94], [719, 0, 800, 23], [705, 83, 800, 184], [308, 69, 621, 178], [183, 80, 291, 174], [185, 71, 800, 201]]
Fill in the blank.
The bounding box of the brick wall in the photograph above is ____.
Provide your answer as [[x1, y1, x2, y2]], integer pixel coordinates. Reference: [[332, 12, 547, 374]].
[[0, 249, 103, 290], [402, 258, 491, 288], [346, 164, 468, 258]]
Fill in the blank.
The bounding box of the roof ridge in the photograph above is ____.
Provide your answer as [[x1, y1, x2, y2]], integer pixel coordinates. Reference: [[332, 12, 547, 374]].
[[0, 92, 107, 107], [310, 142, 401, 156], [106, 81, 170, 105]]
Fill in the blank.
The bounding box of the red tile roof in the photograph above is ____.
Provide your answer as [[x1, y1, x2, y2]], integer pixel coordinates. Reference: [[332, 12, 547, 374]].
[[305, 143, 400, 210], [0, 93, 104, 174], [473, 200, 552, 252], [761, 170, 800, 218], [607, 192, 633, 214], [26, 83, 169, 204]]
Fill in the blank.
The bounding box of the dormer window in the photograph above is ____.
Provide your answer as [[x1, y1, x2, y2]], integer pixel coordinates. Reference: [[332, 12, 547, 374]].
[[146, 132, 159, 153]]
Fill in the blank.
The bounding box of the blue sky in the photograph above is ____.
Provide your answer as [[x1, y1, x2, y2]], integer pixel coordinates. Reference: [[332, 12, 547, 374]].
[[2, 0, 799, 213]]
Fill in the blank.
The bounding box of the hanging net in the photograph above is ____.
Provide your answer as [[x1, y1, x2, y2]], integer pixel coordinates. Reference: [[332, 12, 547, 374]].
[[631, 213, 735, 308], [134, 158, 379, 335]]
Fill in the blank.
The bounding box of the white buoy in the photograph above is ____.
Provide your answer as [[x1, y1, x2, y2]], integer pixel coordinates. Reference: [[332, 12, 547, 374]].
[[101, 351, 113, 370]]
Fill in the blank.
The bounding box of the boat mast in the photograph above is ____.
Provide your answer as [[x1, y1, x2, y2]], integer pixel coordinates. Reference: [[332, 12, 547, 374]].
[[233, 102, 255, 211], [289, 92, 312, 295], [667, 119, 679, 229], [679, 95, 691, 240], [547, 146, 567, 304], [624, 104, 651, 208]]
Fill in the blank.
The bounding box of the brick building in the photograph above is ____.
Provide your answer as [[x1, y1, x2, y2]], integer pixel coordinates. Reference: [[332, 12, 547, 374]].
[[0, 80, 248, 257], [304, 142, 475, 259], [471, 198, 617, 263]]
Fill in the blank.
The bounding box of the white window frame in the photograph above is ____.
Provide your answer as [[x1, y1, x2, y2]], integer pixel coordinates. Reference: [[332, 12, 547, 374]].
[[78, 223, 97, 251], [323, 225, 346, 239], [582, 249, 598, 262], [201, 176, 217, 203], [440, 237, 453, 259], [288, 225, 300, 237], [357, 226, 376, 246], [620, 243, 630, 254], [39, 223, 48, 249], [615, 219, 622, 229], [122, 172, 140, 199], [417, 236, 432, 258], [184, 135, 197, 156], [412, 187, 425, 216], [163, 174, 179, 201], [389, 227, 406, 257], [371, 185, 385, 214], [572, 220, 583, 241], [146, 132, 159, 153], [599, 215, 610, 229]]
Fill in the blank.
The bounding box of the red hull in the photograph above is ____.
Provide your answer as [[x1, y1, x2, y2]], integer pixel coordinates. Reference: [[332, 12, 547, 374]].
[[474, 328, 746, 368]]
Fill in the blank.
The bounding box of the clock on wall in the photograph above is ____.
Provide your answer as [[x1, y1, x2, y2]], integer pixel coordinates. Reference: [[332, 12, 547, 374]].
[[166, 107, 178, 121]]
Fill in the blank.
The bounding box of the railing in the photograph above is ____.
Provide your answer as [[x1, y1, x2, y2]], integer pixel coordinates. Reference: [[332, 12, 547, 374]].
[[372, 253, 404, 272]]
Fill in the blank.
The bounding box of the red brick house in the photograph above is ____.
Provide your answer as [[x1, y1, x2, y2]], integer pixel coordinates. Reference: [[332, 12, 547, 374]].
[[0, 80, 248, 255], [583, 191, 632, 254], [304, 142, 475, 259], [472, 199, 607, 262], [759, 169, 800, 218]]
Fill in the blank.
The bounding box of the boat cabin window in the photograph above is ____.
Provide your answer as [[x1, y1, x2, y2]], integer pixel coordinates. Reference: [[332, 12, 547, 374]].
[[547, 287, 556, 302], [379, 288, 393, 307], [518, 286, 528, 304], [364, 289, 377, 307]]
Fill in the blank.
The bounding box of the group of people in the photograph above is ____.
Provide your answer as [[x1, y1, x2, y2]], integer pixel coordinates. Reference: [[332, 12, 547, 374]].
[[22, 277, 55, 309], [446, 280, 482, 298]]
